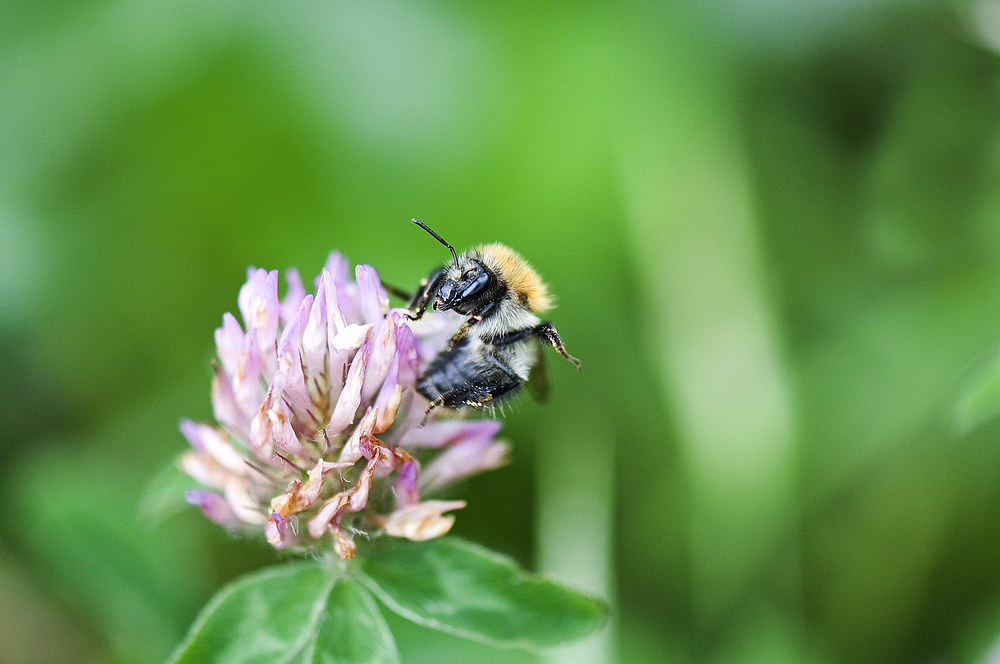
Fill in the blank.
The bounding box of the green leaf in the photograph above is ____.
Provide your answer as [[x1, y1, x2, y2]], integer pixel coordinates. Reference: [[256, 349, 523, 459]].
[[167, 562, 399, 664], [354, 536, 608, 649], [954, 345, 1000, 436]]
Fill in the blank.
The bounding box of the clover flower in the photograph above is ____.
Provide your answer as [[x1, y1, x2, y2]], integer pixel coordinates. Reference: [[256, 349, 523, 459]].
[[179, 252, 509, 560]]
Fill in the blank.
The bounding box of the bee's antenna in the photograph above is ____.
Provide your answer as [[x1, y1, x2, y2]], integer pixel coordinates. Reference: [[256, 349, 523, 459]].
[[412, 218, 458, 264]]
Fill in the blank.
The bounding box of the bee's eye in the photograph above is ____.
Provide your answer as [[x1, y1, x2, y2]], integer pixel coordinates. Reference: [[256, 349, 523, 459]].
[[437, 280, 455, 303], [460, 270, 491, 300]]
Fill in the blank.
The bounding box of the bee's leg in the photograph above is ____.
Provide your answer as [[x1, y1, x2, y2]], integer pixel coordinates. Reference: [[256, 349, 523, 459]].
[[534, 322, 581, 368], [424, 370, 521, 416], [421, 395, 447, 425], [407, 269, 446, 321], [445, 299, 499, 350], [489, 327, 536, 345], [489, 322, 580, 368], [445, 317, 478, 350], [381, 281, 413, 302]]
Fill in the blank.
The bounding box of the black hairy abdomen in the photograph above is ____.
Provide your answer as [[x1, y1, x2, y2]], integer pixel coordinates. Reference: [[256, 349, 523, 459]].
[[417, 338, 522, 408]]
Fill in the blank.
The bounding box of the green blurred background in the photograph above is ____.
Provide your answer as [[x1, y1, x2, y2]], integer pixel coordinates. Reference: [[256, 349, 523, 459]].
[[6, 0, 1000, 662]]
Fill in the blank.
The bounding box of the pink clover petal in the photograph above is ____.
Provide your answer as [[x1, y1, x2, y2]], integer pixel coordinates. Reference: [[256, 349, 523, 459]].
[[299, 459, 353, 508], [179, 451, 228, 490], [393, 317, 419, 388], [355, 264, 389, 326], [301, 280, 328, 374], [332, 528, 356, 560], [258, 270, 281, 382], [347, 455, 379, 512], [374, 384, 402, 434], [238, 267, 266, 324], [275, 316, 311, 416], [398, 419, 503, 449], [421, 439, 510, 490], [281, 268, 306, 324], [252, 386, 310, 461], [270, 478, 302, 516], [374, 350, 400, 410], [394, 460, 419, 506], [291, 293, 329, 413], [179, 418, 208, 452], [308, 493, 349, 538], [214, 313, 245, 379], [180, 420, 249, 476], [186, 490, 240, 526], [327, 331, 372, 435], [362, 313, 399, 404], [362, 440, 400, 478], [331, 324, 372, 354], [383, 500, 466, 541], [224, 478, 267, 524], [249, 390, 279, 464], [238, 268, 281, 381], [357, 433, 375, 462], [327, 323, 370, 408], [320, 273, 348, 402], [201, 429, 251, 476], [294, 292, 314, 334], [211, 365, 251, 441], [319, 251, 349, 289], [322, 252, 361, 324], [338, 407, 378, 464], [265, 510, 298, 548], [270, 397, 310, 460], [233, 330, 264, 418], [320, 268, 348, 335]]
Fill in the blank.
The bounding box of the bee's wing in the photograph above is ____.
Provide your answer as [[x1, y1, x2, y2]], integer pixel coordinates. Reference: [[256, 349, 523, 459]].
[[525, 339, 551, 403]]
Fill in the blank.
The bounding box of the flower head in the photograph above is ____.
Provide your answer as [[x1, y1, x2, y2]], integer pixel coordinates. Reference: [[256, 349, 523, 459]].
[[180, 252, 509, 559]]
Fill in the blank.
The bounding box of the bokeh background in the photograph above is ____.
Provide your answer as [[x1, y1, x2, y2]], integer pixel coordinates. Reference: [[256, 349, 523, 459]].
[[6, 0, 1000, 662]]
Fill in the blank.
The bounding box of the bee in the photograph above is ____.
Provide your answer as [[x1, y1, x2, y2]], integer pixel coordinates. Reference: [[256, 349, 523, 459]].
[[406, 218, 580, 414]]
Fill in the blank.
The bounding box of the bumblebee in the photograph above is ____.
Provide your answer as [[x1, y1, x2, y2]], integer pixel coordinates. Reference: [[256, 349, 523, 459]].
[[406, 219, 580, 414]]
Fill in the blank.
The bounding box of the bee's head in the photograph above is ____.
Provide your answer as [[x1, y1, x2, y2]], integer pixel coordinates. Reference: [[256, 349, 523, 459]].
[[412, 218, 499, 316], [435, 258, 495, 315]]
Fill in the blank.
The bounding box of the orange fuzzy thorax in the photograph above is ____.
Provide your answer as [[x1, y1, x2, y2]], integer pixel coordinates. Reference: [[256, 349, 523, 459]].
[[472, 243, 552, 312]]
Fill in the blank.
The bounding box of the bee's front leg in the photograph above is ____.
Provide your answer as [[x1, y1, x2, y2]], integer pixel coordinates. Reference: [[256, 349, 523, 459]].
[[445, 299, 499, 350], [407, 269, 446, 321]]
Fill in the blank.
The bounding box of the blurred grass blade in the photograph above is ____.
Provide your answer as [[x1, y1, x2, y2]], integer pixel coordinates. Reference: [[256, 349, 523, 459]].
[[167, 562, 399, 664], [355, 536, 608, 649], [138, 460, 201, 526], [954, 345, 1000, 436]]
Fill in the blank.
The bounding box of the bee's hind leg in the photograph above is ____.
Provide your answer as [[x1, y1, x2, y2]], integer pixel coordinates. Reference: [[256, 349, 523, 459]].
[[420, 396, 446, 425], [534, 321, 581, 368], [424, 376, 521, 417], [492, 322, 581, 368]]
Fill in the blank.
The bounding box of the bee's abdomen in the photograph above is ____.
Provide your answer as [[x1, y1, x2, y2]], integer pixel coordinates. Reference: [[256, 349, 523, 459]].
[[417, 355, 476, 401], [416, 341, 522, 408]]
